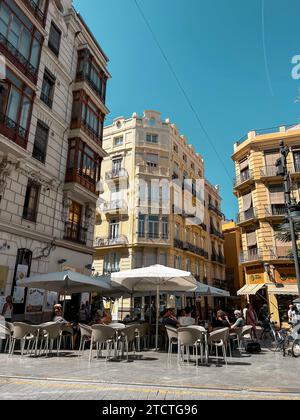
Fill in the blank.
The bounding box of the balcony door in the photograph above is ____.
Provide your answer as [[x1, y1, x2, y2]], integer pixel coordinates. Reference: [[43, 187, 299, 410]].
[[68, 201, 82, 241], [109, 219, 119, 240], [112, 158, 122, 174]]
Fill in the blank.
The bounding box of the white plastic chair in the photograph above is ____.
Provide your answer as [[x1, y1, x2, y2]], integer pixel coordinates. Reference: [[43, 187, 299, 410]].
[[89, 325, 115, 362], [177, 327, 206, 367], [208, 328, 230, 365], [118, 325, 137, 361], [9, 323, 38, 357], [165, 326, 178, 362], [41, 324, 62, 356], [135, 323, 149, 351], [0, 324, 11, 353], [78, 324, 92, 355]]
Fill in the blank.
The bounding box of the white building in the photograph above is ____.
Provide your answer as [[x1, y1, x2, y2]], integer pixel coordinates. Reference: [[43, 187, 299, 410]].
[[0, 0, 110, 319]]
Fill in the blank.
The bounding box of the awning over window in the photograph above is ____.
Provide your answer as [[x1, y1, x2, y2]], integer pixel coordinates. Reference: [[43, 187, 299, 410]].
[[237, 284, 265, 296], [267, 284, 299, 296]]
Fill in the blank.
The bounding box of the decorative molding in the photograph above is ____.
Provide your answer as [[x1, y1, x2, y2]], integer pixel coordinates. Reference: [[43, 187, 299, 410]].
[[16, 163, 62, 192], [0, 157, 18, 196]]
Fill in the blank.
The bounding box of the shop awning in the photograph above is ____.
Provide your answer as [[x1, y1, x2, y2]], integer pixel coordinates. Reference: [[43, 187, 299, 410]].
[[267, 284, 299, 296], [237, 284, 265, 296]]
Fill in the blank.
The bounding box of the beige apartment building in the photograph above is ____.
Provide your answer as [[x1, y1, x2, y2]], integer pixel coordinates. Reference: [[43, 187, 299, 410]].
[[233, 124, 300, 325], [94, 110, 226, 317], [0, 0, 110, 318]]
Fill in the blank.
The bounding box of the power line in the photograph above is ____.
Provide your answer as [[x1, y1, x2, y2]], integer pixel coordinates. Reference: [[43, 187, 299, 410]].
[[133, 0, 233, 181]]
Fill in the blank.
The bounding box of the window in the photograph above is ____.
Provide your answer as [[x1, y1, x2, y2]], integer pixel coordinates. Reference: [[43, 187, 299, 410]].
[[71, 91, 104, 144], [66, 139, 101, 192], [174, 255, 182, 269], [41, 69, 55, 108], [0, 68, 34, 147], [186, 258, 191, 272], [23, 181, 40, 222], [146, 133, 158, 144], [174, 144, 178, 153], [114, 136, 123, 147], [191, 162, 195, 170], [109, 219, 119, 239], [162, 217, 169, 239], [148, 216, 159, 239], [48, 21, 61, 56], [112, 158, 122, 173], [183, 154, 187, 162], [32, 121, 49, 163], [76, 49, 107, 102], [146, 153, 158, 168], [0, 0, 43, 82], [104, 253, 120, 274], [293, 150, 300, 172], [138, 214, 145, 237], [175, 223, 180, 240], [63, 201, 87, 244]]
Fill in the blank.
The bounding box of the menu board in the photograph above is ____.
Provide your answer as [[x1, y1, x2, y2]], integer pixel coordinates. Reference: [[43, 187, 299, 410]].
[[13, 265, 28, 304], [26, 289, 45, 313]]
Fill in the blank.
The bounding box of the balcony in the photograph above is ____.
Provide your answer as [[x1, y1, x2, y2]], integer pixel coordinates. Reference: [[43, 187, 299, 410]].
[[137, 233, 169, 245], [102, 199, 128, 215], [290, 163, 300, 177], [237, 208, 257, 226], [0, 112, 28, 149], [211, 254, 225, 265], [63, 222, 87, 245], [105, 168, 128, 184], [173, 239, 209, 259], [213, 279, 228, 291], [264, 204, 287, 219], [81, 121, 102, 145], [234, 169, 254, 189], [260, 165, 279, 179], [208, 203, 224, 219], [65, 169, 97, 195], [136, 165, 170, 177], [267, 246, 294, 261], [240, 248, 262, 263], [21, 0, 48, 27], [95, 235, 128, 248], [210, 226, 225, 240], [0, 33, 38, 84]]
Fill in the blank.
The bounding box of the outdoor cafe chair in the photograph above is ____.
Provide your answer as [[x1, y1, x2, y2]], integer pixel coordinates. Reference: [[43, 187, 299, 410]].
[[78, 324, 92, 355], [135, 323, 149, 351], [177, 327, 206, 367], [89, 325, 115, 362], [208, 328, 230, 366], [0, 324, 11, 354], [118, 325, 138, 361], [165, 326, 178, 362], [231, 326, 253, 354], [41, 323, 62, 356], [187, 325, 209, 364], [59, 325, 74, 351], [9, 323, 38, 357]]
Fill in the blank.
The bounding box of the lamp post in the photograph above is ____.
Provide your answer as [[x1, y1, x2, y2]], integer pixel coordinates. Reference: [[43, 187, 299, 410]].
[[276, 142, 300, 298]]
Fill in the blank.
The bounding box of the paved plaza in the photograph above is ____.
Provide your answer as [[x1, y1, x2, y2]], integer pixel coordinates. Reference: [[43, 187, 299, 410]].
[[0, 344, 300, 400]]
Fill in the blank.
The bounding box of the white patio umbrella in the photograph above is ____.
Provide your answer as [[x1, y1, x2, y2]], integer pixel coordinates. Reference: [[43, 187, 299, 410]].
[[17, 271, 111, 313], [112, 265, 197, 349]]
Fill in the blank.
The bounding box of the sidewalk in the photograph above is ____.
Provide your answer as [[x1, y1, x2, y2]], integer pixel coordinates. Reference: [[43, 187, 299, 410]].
[[0, 345, 300, 395]]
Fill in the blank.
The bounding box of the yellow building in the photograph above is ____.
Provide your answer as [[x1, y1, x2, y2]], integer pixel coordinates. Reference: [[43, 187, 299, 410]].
[[232, 124, 300, 325], [222, 221, 245, 308], [94, 110, 226, 318]]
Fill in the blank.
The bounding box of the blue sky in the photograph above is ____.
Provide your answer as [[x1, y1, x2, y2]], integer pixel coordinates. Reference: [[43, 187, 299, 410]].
[[73, 0, 300, 219]]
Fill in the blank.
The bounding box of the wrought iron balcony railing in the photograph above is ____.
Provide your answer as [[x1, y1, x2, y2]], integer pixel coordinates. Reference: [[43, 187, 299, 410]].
[[63, 222, 88, 245], [95, 235, 128, 247], [237, 207, 256, 224], [0, 112, 28, 149], [234, 169, 253, 188]]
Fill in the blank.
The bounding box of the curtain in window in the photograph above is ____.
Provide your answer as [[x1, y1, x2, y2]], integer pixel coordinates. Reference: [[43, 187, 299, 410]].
[[269, 185, 285, 204], [242, 192, 253, 211], [247, 231, 257, 248]]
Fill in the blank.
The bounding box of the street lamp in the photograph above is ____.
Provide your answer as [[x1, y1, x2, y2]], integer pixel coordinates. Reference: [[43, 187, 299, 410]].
[[276, 142, 300, 299]]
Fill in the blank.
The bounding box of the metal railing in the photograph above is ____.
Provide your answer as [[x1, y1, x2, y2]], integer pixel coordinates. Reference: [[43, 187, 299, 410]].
[[22, 0, 46, 25], [0, 33, 37, 82], [240, 248, 262, 263], [94, 235, 128, 247], [265, 204, 287, 217], [0, 112, 28, 148], [237, 207, 256, 224], [234, 169, 253, 187], [210, 226, 225, 240], [102, 199, 128, 213], [211, 254, 225, 264], [260, 165, 278, 177], [213, 279, 228, 291], [105, 168, 128, 181], [208, 203, 224, 218]]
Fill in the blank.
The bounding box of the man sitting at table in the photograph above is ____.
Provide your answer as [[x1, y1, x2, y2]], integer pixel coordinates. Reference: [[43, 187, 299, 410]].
[[161, 308, 180, 328], [230, 310, 245, 332]]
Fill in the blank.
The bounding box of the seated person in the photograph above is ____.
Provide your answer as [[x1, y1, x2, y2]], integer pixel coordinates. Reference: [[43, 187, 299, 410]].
[[53, 304, 70, 325], [210, 310, 231, 331], [230, 310, 245, 332], [177, 309, 186, 318], [184, 307, 192, 318], [123, 314, 132, 324], [161, 308, 180, 328], [98, 308, 112, 325]]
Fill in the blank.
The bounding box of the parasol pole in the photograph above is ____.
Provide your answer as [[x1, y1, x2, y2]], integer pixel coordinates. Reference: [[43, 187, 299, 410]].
[[155, 283, 159, 351]]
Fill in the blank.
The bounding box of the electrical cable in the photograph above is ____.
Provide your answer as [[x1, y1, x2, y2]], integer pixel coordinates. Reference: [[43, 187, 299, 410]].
[[133, 0, 233, 182]]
